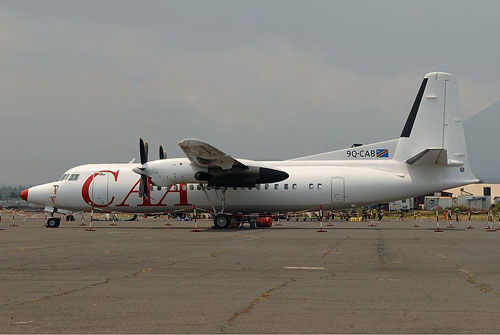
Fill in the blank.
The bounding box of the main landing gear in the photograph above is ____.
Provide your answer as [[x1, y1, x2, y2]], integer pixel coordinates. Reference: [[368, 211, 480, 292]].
[[214, 213, 235, 229], [199, 184, 247, 229]]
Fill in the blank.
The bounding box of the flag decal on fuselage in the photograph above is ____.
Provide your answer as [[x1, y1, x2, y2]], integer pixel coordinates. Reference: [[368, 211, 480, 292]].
[[376, 149, 389, 158]]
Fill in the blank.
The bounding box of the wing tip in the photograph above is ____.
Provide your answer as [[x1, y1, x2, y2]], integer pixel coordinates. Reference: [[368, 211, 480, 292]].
[[178, 138, 205, 147]]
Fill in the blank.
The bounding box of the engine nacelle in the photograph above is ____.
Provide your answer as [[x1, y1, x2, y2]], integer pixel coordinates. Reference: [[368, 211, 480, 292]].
[[200, 166, 289, 187], [143, 158, 289, 188], [146, 158, 203, 187]]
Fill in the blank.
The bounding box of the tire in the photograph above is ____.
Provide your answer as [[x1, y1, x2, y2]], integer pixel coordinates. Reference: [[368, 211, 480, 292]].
[[46, 217, 61, 228], [214, 214, 230, 229]]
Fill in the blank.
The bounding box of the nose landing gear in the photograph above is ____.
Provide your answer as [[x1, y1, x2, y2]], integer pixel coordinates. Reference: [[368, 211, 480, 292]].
[[46, 217, 61, 228]]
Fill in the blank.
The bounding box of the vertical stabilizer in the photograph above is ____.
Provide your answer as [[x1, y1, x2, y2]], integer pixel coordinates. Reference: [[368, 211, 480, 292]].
[[394, 72, 477, 180]]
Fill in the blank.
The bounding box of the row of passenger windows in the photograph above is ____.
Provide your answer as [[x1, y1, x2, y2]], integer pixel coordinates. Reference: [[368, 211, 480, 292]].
[[59, 174, 80, 181], [179, 183, 324, 191]]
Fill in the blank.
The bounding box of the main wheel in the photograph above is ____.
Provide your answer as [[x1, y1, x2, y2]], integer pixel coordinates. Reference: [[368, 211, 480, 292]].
[[214, 214, 230, 229], [46, 217, 61, 228]]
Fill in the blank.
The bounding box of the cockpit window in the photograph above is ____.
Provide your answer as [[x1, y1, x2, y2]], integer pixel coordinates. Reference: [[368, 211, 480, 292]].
[[59, 174, 68, 181], [63, 174, 70, 180], [69, 174, 80, 181]]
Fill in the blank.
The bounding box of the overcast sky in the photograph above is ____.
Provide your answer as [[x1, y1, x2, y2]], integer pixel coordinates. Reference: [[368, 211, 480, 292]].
[[1, 0, 500, 185]]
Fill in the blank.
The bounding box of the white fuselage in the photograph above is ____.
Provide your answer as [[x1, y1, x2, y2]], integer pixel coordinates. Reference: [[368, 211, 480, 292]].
[[25, 158, 475, 214]]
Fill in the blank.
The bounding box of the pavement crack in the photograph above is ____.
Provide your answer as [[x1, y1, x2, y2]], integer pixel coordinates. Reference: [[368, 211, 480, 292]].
[[376, 232, 390, 271], [226, 278, 294, 325], [423, 246, 500, 296], [322, 235, 350, 258], [458, 268, 498, 295], [321, 249, 334, 257], [209, 248, 234, 257], [13, 264, 160, 306]]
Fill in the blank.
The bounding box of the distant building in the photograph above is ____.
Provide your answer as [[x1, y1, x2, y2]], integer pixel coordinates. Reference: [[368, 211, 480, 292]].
[[389, 198, 414, 211], [457, 195, 490, 209], [444, 183, 500, 206], [424, 196, 453, 210]]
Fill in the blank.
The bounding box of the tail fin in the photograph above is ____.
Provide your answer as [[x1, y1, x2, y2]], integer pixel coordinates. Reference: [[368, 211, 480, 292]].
[[394, 72, 475, 178]]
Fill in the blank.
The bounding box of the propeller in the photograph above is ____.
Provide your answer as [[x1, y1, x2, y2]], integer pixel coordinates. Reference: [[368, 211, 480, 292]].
[[138, 138, 149, 199], [134, 139, 168, 196], [159, 145, 167, 160]]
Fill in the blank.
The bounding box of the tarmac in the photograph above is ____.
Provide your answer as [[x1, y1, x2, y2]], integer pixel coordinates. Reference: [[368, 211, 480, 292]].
[[1, 215, 500, 333]]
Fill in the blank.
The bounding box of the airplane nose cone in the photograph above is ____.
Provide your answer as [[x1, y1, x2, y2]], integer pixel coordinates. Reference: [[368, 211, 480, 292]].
[[20, 189, 29, 201]]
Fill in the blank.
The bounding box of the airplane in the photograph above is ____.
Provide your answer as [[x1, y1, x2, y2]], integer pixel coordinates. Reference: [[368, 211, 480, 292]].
[[20, 72, 479, 228]]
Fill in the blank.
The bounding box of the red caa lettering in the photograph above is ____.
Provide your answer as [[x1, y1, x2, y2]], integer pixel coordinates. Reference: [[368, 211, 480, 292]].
[[116, 178, 146, 207], [172, 183, 191, 206], [116, 180, 191, 207], [81, 170, 119, 208]]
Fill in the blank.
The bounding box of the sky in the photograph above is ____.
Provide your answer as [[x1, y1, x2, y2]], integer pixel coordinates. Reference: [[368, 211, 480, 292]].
[[1, 0, 500, 185]]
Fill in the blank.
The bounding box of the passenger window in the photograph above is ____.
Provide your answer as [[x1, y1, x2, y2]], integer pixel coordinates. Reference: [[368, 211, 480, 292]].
[[174, 185, 179, 191], [292, 184, 297, 190], [189, 185, 194, 191], [284, 184, 288, 190], [318, 183, 322, 189], [248, 187, 252, 190], [197, 185, 201, 190], [265, 184, 269, 190], [182, 184, 187, 191], [274, 184, 279, 190], [309, 183, 314, 189], [256, 185, 261, 190], [233, 187, 237, 190], [69, 174, 79, 181]]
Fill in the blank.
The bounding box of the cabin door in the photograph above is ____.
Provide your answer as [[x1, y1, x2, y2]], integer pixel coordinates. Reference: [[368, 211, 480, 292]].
[[90, 172, 109, 206], [331, 177, 345, 203]]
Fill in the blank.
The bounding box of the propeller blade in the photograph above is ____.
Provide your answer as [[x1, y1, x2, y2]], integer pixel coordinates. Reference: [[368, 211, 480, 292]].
[[139, 138, 146, 165], [139, 175, 148, 199], [159, 145, 166, 160], [139, 138, 149, 165]]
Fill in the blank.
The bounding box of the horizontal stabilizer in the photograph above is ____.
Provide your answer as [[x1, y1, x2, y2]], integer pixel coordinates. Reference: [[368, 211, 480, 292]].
[[406, 148, 448, 165]]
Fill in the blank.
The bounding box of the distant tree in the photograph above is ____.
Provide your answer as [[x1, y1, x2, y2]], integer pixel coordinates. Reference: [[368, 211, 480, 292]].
[[9, 191, 16, 198]]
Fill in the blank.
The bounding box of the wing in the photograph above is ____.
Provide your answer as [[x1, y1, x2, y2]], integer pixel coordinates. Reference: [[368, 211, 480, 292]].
[[178, 139, 247, 170]]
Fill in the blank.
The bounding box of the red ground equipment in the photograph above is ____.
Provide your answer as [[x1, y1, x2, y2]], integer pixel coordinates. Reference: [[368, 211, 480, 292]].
[[256, 217, 273, 228]]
